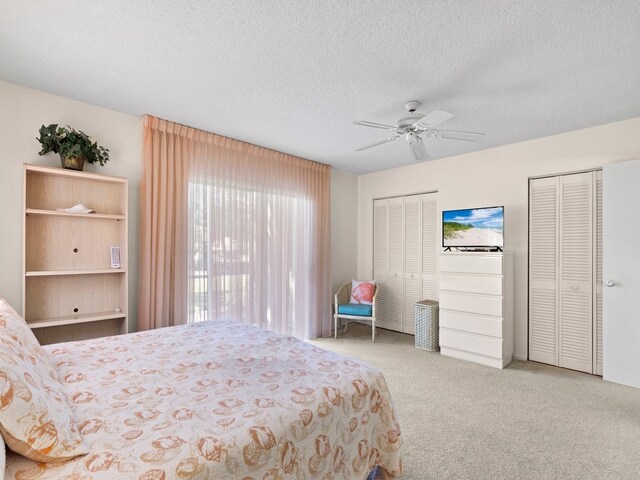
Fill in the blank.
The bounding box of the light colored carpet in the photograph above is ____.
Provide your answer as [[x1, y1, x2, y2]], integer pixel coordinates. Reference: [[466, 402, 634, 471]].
[[310, 324, 640, 480]]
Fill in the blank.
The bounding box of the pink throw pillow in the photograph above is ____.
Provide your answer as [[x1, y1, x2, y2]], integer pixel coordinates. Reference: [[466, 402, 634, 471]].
[[349, 280, 376, 305]]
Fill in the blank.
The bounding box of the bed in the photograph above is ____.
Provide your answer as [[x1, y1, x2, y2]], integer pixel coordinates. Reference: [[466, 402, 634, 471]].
[[1, 301, 402, 479]]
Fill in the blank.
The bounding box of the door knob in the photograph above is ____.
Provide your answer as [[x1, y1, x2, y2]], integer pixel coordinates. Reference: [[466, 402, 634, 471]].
[[605, 280, 616, 287]]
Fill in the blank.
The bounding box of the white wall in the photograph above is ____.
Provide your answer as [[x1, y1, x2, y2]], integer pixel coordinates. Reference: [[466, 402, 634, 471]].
[[0, 81, 143, 330], [330, 168, 359, 293], [357, 117, 640, 359]]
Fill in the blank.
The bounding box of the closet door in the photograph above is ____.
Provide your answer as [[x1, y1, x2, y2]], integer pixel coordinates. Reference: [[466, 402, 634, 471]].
[[529, 176, 559, 365], [403, 195, 421, 334], [373, 199, 388, 329], [594, 171, 603, 375], [559, 173, 593, 373], [421, 194, 438, 301], [386, 197, 404, 332], [530, 172, 599, 373]]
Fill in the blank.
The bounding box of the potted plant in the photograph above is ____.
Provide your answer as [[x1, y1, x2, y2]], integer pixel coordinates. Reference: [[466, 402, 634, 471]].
[[36, 124, 109, 171]]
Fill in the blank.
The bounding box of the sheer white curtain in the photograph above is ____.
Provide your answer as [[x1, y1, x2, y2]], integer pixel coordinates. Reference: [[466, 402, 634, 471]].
[[183, 127, 331, 339]]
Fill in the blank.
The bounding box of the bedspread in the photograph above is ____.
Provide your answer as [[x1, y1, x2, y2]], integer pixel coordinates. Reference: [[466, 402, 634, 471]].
[[4, 321, 402, 479]]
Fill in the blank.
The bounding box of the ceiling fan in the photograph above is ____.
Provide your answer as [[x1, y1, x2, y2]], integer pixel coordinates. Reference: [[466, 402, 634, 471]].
[[353, 100, 485, 161]]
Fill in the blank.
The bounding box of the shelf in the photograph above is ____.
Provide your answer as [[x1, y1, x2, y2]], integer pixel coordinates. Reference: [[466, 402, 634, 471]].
[[24, 164, 127, 184], [25, 208, 125, 220], [26, 269, 126, 277], [27, 311, 126, 329]]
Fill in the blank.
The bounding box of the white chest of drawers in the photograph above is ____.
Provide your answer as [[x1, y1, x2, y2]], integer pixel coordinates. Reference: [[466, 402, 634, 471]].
[[438, 253, 513, 369]]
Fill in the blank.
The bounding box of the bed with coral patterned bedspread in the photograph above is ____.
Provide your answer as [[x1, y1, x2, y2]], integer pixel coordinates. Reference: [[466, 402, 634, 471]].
[[4, 320, 402, 479]]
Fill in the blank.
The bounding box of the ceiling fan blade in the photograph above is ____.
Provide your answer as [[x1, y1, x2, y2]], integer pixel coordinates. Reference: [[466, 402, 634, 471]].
[[438, 129, 485, 142], [356, 136, 400, 151], [353, 120, 398, 130], [408, 138, 429, 161], [418, 110, 454, 127]]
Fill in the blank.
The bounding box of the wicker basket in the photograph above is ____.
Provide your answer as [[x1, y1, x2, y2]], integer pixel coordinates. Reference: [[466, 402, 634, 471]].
[[415, 300, 439, 351]]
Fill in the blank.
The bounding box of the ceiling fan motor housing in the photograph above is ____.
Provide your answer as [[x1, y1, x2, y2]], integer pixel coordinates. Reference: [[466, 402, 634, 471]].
[[404, 100, 421, 112], [396, 113, 424, 128]]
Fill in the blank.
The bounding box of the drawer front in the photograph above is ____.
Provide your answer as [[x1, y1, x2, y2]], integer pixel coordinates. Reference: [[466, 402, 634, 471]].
[[440, 328, 503, 358], [440, 309, 503, 338], [439, 291, 503, 317], [439, 273, 503, 296], [439, 254, 502, 275]]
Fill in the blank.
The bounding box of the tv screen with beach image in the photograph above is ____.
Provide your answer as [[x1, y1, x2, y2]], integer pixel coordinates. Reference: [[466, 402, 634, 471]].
[[443, 206, 504, 247]]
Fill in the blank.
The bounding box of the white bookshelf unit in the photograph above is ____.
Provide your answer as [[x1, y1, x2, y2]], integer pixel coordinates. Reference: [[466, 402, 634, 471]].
[[22, 164, 128, 344], [438, 252, 513, 369]]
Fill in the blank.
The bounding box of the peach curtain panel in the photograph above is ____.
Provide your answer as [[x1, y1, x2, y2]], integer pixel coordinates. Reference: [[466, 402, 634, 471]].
[[139, 115, 332, 338], [138, 116, 190, 331]]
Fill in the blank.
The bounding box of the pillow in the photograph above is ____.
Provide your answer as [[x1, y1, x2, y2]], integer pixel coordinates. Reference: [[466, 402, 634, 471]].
[[0, 298, 59, 382], [349, 280, 376, 305], [0, 331, 88, 463]]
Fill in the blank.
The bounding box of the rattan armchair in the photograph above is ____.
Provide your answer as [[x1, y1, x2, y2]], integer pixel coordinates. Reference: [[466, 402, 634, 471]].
[[334, 282, 378, 343]]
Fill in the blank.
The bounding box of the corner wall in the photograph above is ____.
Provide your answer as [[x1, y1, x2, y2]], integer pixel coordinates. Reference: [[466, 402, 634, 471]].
[[330, 168, 359, 293], [357, 117, 640, 359], [0, 81, 143, 330]]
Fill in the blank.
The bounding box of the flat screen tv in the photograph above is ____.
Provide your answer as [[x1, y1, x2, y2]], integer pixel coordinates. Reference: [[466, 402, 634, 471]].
[[442, 206, 504, 248]]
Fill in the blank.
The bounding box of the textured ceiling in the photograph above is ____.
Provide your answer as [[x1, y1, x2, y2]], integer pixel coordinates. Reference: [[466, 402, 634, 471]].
[[1, 1, 640, 174]]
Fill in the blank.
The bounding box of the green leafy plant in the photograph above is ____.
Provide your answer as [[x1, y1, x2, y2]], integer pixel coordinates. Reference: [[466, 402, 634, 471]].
[[37, 124, 110, 166]]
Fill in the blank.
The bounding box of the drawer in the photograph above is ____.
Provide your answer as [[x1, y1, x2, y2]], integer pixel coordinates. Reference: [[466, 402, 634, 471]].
[[439, 291, 503, 317], [440, 309, 503, 338], [439, 273, 503, 296], [439, 254, 502, 275], [440, 328, 503, 358]]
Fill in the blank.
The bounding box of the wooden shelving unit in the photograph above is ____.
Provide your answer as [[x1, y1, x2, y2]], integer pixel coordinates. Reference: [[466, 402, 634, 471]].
[[22, 164, 128, 344]]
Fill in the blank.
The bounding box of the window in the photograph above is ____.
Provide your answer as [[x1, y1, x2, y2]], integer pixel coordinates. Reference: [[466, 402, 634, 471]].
[[188, 181, 313, 337]]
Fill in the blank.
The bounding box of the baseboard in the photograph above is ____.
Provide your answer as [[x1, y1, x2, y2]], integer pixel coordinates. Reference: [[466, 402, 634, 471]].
[[440, 346, 508, 369], [513, 353, 527, 361]]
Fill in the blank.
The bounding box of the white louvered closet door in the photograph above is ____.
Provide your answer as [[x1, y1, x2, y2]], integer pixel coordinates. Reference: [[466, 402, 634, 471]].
[[373, 199, 388, 329], [529, 172, 600, 374], [421, 194, 438, 301], [403, 195, 421, 334], [594, 171, 603, 375], [559, 173, 593, 373], [529, 176, 559, 365], [386, 197, 404, 332]]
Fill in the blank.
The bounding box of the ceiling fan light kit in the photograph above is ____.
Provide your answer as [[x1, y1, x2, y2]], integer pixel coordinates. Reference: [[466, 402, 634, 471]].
[[354, 100, 485, 161]]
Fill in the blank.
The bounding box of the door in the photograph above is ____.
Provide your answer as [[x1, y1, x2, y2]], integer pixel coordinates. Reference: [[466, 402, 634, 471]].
[[373, 199, 388, 328], [558, 173, 593, 373], [529, 172, 600, 374], [529, 176, 559, 366], [603, 159, 640, 389], [403, 195, 421, 335], [421, 194, 438, 301], [594, 171, 603, 375], [386, 197, 404, 332]]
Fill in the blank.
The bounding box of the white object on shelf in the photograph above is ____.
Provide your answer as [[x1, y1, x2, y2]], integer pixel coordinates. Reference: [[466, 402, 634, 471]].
[[56, 203, 95, 214], [110, 246, 121, 269], [438, 252, 513, 369]]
